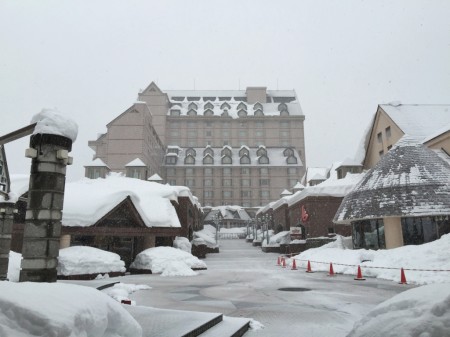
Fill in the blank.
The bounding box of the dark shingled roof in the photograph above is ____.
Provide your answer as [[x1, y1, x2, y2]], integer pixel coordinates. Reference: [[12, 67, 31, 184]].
[[334, 138, 450, 224]]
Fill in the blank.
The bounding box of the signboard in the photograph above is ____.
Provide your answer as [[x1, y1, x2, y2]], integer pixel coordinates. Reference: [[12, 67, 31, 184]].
[[290, 226, 303, 240]]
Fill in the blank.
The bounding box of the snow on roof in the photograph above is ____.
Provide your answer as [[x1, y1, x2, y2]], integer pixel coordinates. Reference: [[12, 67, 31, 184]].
[[165, 146, 303, 167], [422, 122, 450, 143], [309, 173, 326, 181], [84, 158, 109, 168], [125, 158, 146, 167], [335, 139, 450, 224], [148, 173, 163, 181], [63, 173, 181, 228], [256, 201, 276, 215], [338, 158, 362, 167], [380, 104, 450, 140], [293, 181, 305, 189], [8, 174, 30, 202], [204, 205, 252, 221], [288, 173, 364, 207], [304, 167, 329, 184], [281, 189, 292, 196], [31, 108, 78, 142]]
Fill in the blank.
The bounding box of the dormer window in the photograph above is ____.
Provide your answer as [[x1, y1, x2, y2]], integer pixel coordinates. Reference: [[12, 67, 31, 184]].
[[186, 148, 196, 157], [286, 155, 297, 164], [165, 155, 178, 165], [203, 147, 214, 157], [283, 147, 294, 157], [220, 102, 231, 110], [222, 155, 232, 164], [221, 146, 232, 157], [203, 154, 214, 165], [188, 102, 198, 110], [258, 155, 269, 164], [238, 109, 247, 118], [184, 154, 196, 165], [280, 109, 289, 116], [221, 110, 229, 117], [239, 146, 250, 157], [237, 102, 247, 110], [254, 108, 264, 117], [187, 109, 197, 116], [204, 108, 214, 117], [204, 102, 214, 110], [253, 102, 263, 111], [278, 103, 288, 111], [240, 155, 251, 164], [170, 109, 181, 116], [256, 147, 267, 157]]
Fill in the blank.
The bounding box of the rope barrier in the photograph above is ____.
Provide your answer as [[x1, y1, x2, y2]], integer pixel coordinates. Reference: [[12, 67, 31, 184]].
[[277, 255, 450, 272]]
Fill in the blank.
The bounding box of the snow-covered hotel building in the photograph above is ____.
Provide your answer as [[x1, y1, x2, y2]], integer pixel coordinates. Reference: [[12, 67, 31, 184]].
[[87, 82, 306, 207]]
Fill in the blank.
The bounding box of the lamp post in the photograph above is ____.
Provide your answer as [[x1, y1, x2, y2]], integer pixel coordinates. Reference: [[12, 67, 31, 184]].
[[266, 215, 271, 245]]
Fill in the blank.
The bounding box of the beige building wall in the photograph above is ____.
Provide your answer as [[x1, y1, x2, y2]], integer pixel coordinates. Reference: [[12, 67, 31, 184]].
[[425, 131, 450, 154], [363, 107, 404, 169]]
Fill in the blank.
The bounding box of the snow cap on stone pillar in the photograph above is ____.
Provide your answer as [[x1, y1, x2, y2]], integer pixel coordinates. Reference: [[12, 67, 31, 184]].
[[31, 108, 78, 143]]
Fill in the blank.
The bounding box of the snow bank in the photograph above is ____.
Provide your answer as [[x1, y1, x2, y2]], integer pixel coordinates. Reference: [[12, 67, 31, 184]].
[[348, 283, 450, 337], [57, 246, 126, 276], [0, 282, 141, 337], [194, 225, 217, 248], [293, 233, 450, 284], [130, 246, 206, 276], [102, 283, 151, 304], [173, 236, 192, 253], [31, 108, 78, 142], [262, 231, 289, 247]]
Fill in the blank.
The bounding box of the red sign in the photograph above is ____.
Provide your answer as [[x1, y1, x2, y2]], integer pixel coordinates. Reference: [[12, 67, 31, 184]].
[[301, 205, 309, 223]]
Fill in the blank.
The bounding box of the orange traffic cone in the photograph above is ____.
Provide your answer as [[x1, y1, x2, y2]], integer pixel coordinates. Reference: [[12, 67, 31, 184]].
[[399, 268, 407, 284], [327, 263, 335, 277], [282, 258, 286, 268], [291, 259, 298, 270], [354, 265, 365, 281], [306, 260, 314, 273], [277, 256, 281, 266]]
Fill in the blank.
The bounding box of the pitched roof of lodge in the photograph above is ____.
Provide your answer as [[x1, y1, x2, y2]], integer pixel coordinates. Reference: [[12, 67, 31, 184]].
[[334, 137, 450, 224], [204, 206, 252, 222]]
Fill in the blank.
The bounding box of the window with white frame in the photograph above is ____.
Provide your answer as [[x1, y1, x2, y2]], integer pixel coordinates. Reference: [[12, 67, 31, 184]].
[[241, 179, 251, 187], [223, 167, 231, 175], [222, 179, 232, 187], [241, 167, 250, 174], [185, 168, 194, 175], [185, 178, 195, 187], [204, 168, 213, 175], [223, 190, 232, 198], [259, 179, 270, 186], [204, 190, 213, 198], [204, 179, 213, 187]]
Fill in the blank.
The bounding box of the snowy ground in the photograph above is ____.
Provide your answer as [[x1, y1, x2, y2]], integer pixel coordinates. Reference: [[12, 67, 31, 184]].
[[76, 239, 412, 337]]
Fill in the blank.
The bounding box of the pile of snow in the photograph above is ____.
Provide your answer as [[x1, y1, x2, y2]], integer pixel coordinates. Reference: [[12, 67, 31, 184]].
[[57, 246, 126, 276], [102, 283, 151, 304], [193, 225, 217, 248], [31, 108, 78, 142], [293, 233, 450, 284], [220, 227, 247, 234], [130, 246, 206, 276], [0, 282, 141, 337], [348, 283, 450, 337], [173, 236, 192, 253], [7, 251, 22, 282], [262, 231, 289, 247]]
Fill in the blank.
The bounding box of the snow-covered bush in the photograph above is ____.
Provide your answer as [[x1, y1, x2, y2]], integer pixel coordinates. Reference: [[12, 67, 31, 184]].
[[173, 236, 192, 253]]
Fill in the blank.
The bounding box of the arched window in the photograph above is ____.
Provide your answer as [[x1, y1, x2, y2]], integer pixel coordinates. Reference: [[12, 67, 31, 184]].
[[184, 154, 195, 165], [253, 102, 263, 111], [203, 154, 214, 165], [204, 108, 214, 117], [283, 147, 294, 157], [221, 110, 229, 117], [278, 103, 288, 111], [286, 155, 297, 164], [237, 102, 247, 110], [221, 146, 232, 157], [220, 102, 231, 110], [187, 109, 197, 116], [254, 108, 264, 117], [204, 102, 214, 110], [238, 109, 247, 118], [240, 155, 251, 164], [256, 147, 267, 157], [186, 148, 196, 157], [203, 147, 214, 157], [222, 155, 232, 164], [188, 102, 198, 110], [258, 155, 269, 164]]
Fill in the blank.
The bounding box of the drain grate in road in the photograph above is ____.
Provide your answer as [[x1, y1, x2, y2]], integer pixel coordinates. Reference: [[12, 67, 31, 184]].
[[278, 287, 311, 292]]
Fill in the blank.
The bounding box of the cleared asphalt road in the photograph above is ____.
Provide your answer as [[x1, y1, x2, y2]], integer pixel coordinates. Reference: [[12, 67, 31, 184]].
[[120, 239, 413, 337]]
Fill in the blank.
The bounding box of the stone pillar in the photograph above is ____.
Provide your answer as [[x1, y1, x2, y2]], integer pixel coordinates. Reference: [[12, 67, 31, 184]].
[[384, 216, 404, 249], [0, 203, 16, 281], [20, 133, 72, 282]]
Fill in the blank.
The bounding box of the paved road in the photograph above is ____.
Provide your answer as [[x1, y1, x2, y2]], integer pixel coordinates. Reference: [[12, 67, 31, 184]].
[[120, 240, 412, 337]]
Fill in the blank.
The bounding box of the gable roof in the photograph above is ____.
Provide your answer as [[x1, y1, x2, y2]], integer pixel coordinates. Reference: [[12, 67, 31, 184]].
[[334, 137, 450, 224], [125, 158, 146, 167], [84, 158, 109, 168]]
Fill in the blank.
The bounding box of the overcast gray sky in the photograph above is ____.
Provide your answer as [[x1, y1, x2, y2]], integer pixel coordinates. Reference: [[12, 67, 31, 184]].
[[1, 0, 449, 181]]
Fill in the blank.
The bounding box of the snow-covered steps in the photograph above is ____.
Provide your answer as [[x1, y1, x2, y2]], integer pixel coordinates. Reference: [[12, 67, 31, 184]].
[[198, 316, 250, 337], [124, 305, 223, 337]]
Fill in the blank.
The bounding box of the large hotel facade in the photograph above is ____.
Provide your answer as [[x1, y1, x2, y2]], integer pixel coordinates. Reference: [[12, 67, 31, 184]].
[[87, 82, 306, 207]]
